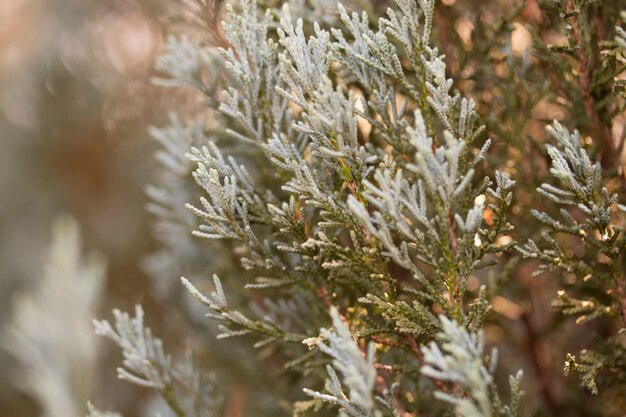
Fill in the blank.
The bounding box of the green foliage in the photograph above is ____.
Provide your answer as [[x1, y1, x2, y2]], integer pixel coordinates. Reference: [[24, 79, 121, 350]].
[[5, 218, 105, 417], [517, 121, 626, 394], [93, 306, 222, 417], [421, 315, 523, 417], [303, 307, 377, 417], [89, 0, 626, 416]]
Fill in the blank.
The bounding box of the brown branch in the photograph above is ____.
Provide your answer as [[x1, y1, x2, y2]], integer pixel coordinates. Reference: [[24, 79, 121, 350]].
[[224, 382, 249, 417], [404, 335, 423, 361], [566, 1, 624, 180], [521, 311, 560, 416], [404, 335, 448, 392], [316, 286, 333, 308], [371, 335, 403, 348], [374, 363, 395, 372], [610, 272, 626, 327]]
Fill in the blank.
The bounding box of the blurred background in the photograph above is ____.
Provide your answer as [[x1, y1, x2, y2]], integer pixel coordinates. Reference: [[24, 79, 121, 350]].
[[0, 0, 176, 415], [0, 1, 559, 416], [2, 1, 625, 416]]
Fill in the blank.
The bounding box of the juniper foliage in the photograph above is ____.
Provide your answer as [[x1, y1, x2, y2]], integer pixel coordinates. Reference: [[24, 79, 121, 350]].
[[517, 121, 626, 395], [5, 218, 105, 417], [93, 305, 222, 417], [421, 315, 523, 417], [91, 0, 626, 416], [86, 403, 123, 417]]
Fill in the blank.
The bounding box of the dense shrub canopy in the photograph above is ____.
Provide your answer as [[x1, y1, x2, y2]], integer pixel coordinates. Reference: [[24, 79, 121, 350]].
[[7, 1, 626, 417], [97, 0, 626, 415]]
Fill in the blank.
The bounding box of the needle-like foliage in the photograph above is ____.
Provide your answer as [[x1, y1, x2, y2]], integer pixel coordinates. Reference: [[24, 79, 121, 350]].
[[5, 218, 105, 417], [91, 0, 626, 416]]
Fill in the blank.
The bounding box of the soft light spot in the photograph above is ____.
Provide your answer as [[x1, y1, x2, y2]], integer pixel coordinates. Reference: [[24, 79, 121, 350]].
[[455, 18, 474, 48], [482, 207, 494, 225], [511, 23, 532, 56], [100, 12, 159, 74], [496, 235, 513, 246], [467, 275, 480, 292], [474, 194, 486, 205], [492, 296, 522, 320]]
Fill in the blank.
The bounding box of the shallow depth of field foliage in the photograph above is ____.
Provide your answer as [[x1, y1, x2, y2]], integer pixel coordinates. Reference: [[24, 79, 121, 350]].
[[6, 0, 626, 416]]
